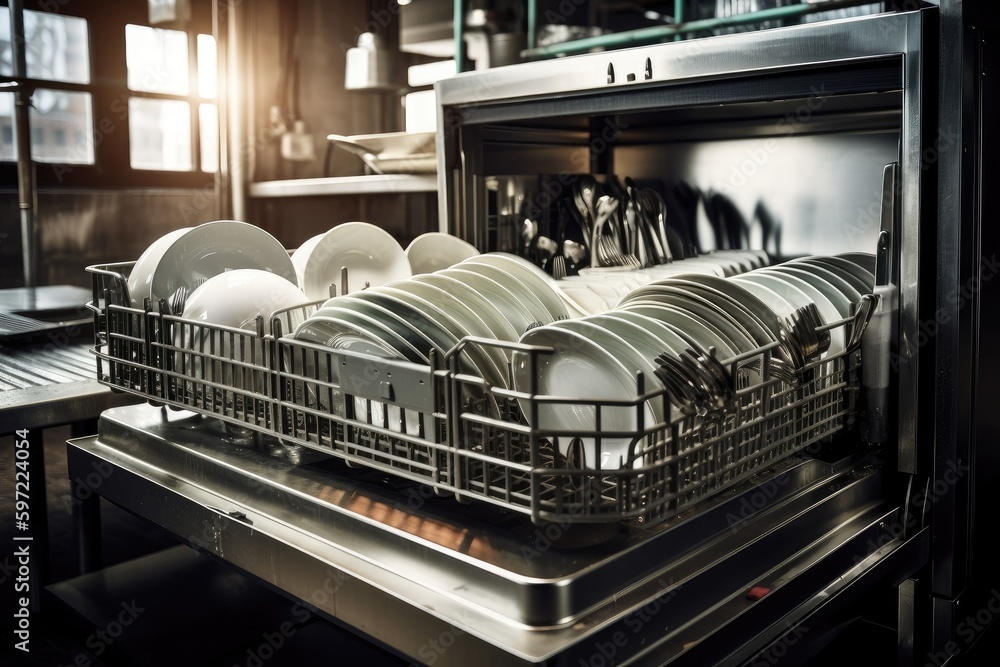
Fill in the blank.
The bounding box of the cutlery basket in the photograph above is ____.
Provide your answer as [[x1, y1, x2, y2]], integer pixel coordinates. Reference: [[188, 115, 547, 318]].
[[88, 262, 862, 526]]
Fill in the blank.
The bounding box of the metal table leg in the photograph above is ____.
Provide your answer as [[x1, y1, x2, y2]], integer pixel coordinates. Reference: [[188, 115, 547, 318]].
[[71, 479, 102, 575], [70, 419, 102, 575]]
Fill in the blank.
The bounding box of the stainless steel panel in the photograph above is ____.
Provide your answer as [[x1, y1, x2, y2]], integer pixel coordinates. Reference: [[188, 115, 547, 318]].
[[68, 403, 923, 664], [435, 12, 917, 108]]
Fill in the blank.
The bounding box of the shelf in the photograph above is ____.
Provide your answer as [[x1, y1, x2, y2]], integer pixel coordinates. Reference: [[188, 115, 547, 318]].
[[248, 174, 438, 198]]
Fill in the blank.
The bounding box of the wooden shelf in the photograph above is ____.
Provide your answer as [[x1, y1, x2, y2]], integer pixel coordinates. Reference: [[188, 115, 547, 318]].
[[248, 174, 438, 198]]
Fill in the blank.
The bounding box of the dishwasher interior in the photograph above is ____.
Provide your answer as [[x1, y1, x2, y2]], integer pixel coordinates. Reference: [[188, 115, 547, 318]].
[[73, 8, 939, 667]]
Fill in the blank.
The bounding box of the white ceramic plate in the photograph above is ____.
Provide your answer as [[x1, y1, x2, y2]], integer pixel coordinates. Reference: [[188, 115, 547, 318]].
[[176, 269, 309, 385], [557, 285, 616, 315], [291, 221, 411, 300], [294, 313, 423, 435], [729, 276, 797, 319], [385, 278, 509, 387], [405, 232, 480, 274], [836, 252, 877, 276], [310, 304, 428, 363], [617, 301, 740, 360], [438, 267, 539, 335], [181, 269, 310, 334], [459, 253, 570, 322], [149, 220, 297, 309], [412, 273, 519, 343], [738, 270, 845, 357], [128, 227, 193, 308], [513, 323, 656, 471], [775, 262, 862, 312], [791, 257, 872, 294], [444, 264, 554, 332]]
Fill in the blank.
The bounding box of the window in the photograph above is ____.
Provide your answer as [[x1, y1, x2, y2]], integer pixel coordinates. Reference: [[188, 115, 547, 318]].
[[0, 2, 218, 186], [124, 24, 217, 172], [0, 8, 90, 83], [0, 7, 95, 165]]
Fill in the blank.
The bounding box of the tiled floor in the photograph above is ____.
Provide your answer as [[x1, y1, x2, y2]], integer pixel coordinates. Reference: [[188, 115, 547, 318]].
[[3, 425, 999, 666]]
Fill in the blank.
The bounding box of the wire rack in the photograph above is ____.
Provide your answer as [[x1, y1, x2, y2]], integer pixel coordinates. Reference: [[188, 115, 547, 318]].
[[87, 262, 862, 526]]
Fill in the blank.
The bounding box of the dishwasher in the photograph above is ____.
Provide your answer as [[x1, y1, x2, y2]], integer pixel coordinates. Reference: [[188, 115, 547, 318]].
[[73, 5, 988, 665]]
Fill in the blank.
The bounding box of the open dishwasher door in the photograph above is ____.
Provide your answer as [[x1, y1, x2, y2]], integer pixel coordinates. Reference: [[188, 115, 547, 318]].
[[430, 6, 940, 664]]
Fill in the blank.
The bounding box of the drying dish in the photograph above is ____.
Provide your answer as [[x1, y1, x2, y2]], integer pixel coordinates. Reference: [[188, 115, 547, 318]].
[[147, 220, 297, 309], [406, 232, 480, 274], [291, 221, 412, 300], [127, 227, 193, 308], [326, 131, 436, 174]]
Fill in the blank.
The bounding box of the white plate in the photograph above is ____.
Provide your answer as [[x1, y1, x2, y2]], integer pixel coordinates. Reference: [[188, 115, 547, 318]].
[[354, 285, 507, 389], [514, 323, 657, 471], [385, 278, 510, 387], [791, 257, 872, 295], [741, 270, 845, 357], [294, 314, 424, 435], [411, 273, 519, 343], [149, 220, 297, 309], [438, 267, 539, 335], [557, 285, 615, 315], [835, 252, 877, 276], [617, 302, 739, 360], [310, 304, 428, 363], [291, 221, 411, 300], [444, 264, 554, 332], [405, 232, 480, 274], [319, 296, 432, 362], [128, 227, 193, 308], [729, 276, 797, 319], [618, 298, 762, 386], [459, 253, 570, 322], [775, 262, 862, 311], [181, 269, 309, 334]]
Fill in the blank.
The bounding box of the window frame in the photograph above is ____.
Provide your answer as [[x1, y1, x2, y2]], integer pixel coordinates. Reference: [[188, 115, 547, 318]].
[[0, 0, 217, 188]]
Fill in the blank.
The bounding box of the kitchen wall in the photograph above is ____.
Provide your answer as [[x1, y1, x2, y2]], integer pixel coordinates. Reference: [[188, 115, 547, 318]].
[[0, 0, 435, 290], [247, 0, 438, 246]]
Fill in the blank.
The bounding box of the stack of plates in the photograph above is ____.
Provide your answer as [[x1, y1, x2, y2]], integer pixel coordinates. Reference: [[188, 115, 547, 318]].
[[293, 252, 574, 433], [127, 220, 298, 310], [556, 249, 769, 315], [515, 253, 875, 470]]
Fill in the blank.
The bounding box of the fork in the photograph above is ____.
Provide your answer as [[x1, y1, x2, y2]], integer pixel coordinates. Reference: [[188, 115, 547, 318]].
[[551, 255, 567, 280]]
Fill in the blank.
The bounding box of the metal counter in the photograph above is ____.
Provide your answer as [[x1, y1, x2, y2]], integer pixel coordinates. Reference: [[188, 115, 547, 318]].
[[68, 404, 928, 665]]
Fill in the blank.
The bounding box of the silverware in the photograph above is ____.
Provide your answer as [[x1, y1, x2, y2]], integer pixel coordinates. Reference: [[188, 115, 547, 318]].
[[551, 255, 567, 280]]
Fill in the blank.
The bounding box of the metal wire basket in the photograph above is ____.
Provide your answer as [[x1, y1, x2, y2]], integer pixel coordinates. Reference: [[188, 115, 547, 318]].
[[87, 262, 863, 526]]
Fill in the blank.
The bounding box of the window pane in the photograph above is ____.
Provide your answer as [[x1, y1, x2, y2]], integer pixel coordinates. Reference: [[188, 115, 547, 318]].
[[197, 34, 217, 99], [0, 93, 14, 161], [125, 24, 189, 95], [199, 103, 218, 172], [0, 8, 91, 84], [128, 98, 192, 170], [30, 89, 94, 164]]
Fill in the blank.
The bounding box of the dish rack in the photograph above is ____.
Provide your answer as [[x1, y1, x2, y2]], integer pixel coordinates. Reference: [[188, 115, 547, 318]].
[[87, 261, 864, 526]]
